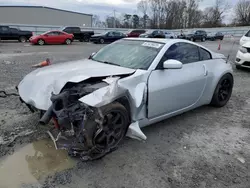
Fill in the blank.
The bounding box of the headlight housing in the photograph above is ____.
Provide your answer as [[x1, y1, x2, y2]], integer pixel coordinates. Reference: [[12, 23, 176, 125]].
[[239, 46, 248, 53]]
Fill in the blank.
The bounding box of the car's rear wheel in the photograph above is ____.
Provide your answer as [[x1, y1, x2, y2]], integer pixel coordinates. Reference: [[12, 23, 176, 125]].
[[99, 38, 105, 44], [202, 37, 206, 42], [81, 102, 130, 161], [210, 73, 233, 107], [65, 39, 72, 45], [37, 39, 45, 45], [19, 36, 27, 43], [83, 35, 90, 42]]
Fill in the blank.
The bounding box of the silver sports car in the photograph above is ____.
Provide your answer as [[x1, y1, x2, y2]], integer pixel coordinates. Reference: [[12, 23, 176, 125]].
[[18, 38, 234, 160]]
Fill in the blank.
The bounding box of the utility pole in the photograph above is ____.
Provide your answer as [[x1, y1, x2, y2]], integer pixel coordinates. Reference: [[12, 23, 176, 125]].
[[113, 10, 116, 28]]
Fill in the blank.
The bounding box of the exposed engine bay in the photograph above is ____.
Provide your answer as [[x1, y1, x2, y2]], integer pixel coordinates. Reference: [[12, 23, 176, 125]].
[[39, 79, 131, 161]]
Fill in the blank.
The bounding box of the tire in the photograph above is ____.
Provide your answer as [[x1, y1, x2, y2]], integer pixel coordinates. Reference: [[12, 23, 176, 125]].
[[83, 35, 90, 42], [190, 37, 194, 42], [99, 38, 105, 44], [65, 38, 72, 45], [210, 74, 234, 107], [170, 36, 173, 39], [202, 37, 206, 42], [236, 65, 241, 70], [19, 36, 27, 43], [37, 39, 45, 45], [84, 102, 130, 160]]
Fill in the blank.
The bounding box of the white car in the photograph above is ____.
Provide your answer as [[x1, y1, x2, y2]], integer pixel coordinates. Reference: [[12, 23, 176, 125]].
[[240, 30, 250, 46], [164, 31, 177, 39], [235, 41, 250, 69], [18, 38, 233, 161]]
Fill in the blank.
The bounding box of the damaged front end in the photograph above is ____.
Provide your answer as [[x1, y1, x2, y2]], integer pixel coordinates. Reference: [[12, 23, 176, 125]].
[[39, 77, 147, 161]]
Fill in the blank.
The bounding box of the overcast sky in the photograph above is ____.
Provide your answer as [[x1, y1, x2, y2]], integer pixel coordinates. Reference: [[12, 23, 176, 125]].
[[0, 0, 238, 23]]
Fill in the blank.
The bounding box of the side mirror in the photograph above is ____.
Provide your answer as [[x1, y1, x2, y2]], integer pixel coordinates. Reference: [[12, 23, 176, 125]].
[[163, 59, 183, 69], [88, 52, 96, 59]]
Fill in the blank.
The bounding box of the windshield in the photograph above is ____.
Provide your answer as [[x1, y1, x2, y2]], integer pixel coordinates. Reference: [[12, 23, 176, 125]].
[[91, 40, 164, 70]]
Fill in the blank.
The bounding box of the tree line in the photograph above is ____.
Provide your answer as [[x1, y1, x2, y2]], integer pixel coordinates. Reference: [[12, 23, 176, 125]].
[[92, 0, 250, 29]]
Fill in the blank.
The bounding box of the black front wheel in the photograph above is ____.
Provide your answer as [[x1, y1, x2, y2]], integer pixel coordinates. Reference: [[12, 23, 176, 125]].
[[81, 102, 130, 161], [210, 74, 234, 107]]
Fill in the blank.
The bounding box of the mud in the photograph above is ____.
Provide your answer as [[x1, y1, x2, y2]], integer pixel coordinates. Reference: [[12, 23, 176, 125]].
[[0, 139, 76, 188]]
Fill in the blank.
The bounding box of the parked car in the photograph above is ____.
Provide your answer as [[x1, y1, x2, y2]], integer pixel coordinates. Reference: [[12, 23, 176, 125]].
[[29, 30, 74, 45], [239, 30, 250, 46], [206, 32, 224, 40], [235, 41, 250, 69], [18, 38, 233, 161], [90, 31, 126, 44], [139, 30, 165, 38], [164, 31, 177, 39], [185, 30, 207, 42], [60, 26, 94, 42], [126, 29, 146, 37], [0, 25, 33, 42]]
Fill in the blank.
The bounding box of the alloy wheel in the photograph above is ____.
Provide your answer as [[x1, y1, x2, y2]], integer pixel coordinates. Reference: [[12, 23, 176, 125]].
[[218, 79, 232, 102]]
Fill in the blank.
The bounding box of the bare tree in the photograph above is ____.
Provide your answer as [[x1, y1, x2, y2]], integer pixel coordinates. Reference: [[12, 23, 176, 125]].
[[235, 0, 250, 25], [202, 0, 229, 27], [137, 1, 149, 28]]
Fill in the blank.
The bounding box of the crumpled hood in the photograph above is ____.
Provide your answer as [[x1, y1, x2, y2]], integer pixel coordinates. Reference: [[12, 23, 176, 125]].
[[18, 59, 135, 110]]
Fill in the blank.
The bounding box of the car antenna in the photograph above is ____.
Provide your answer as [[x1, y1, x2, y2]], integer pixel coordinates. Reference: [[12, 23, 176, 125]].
[[226, 39, 237, 64]]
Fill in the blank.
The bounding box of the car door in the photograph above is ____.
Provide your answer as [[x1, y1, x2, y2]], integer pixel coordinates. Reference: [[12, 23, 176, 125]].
[[0, 26, 10, 40], [148, 42, 208, 119], [57, 31, 67, 43], [10, 28, 19, 40], [195, 31, 201, 40], [114, 32, 124, 41], [105, 32, 115, 42]]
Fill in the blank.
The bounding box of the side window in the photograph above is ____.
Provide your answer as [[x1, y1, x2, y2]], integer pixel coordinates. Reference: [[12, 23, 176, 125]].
[[114, 32, 121, 36], [152, 31, 158, 35], [107, 32, 114, 36], [1, 27, 9, 32], [160, 42, 200, 65], [199, 47, 212, 61], [47, 32, 59, 36]]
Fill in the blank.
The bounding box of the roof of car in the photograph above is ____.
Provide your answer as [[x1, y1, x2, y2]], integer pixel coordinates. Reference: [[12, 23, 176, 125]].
[[123, 38, 214, 53], [124, 37, 180, 44]]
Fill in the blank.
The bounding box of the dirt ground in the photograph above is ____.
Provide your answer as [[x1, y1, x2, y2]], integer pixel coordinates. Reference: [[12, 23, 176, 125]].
[[0, 39, 250, 188]]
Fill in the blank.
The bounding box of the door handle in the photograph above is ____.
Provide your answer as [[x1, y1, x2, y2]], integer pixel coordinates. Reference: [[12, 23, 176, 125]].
[[203, 64, 208, 76]]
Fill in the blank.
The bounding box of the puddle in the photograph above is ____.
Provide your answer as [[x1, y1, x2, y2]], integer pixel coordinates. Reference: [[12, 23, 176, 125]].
[[0, 139, 76, 188]]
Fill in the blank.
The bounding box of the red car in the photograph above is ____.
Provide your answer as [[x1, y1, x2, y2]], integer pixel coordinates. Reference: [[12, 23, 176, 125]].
[[29, 30, 74, 45], [126, 29, 146, 37]]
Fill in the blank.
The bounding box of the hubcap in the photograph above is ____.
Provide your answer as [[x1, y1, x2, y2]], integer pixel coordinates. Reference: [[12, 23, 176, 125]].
[[66, 39, 71, 44], [94, 111, 125, 149], [20, 38, 26, 43], [218, 79, 231, 102], [38, 40, 44, 45], [100, 39, 104, 43]]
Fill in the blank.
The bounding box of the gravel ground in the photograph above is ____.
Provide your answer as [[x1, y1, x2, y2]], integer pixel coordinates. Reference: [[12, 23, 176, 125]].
[[0, 39, 250, 188]]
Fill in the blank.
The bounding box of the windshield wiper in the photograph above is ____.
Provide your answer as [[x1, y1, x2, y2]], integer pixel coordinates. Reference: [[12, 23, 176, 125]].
[[103, 61, 120, 66]]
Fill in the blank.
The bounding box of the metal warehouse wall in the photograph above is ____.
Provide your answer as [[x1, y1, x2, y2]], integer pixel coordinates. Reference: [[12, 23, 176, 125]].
[[0, 6, 92, 27]]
